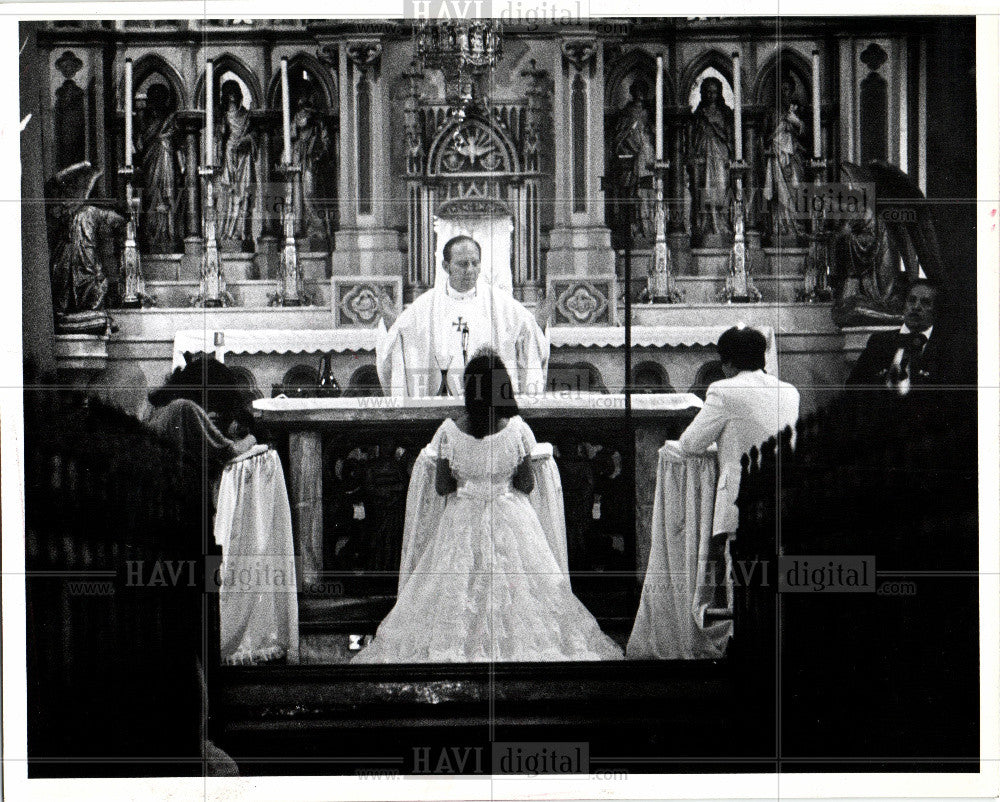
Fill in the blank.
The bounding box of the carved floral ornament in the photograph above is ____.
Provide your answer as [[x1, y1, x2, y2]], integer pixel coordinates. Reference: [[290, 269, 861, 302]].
[[556, 281, 609, 325], [338, 281, 396, 327], [346, 40, 382, 73], [561, 38, 597, 72]]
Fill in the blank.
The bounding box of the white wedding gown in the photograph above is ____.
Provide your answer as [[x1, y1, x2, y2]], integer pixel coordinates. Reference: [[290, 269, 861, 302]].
[[353, 416, 623, 663]]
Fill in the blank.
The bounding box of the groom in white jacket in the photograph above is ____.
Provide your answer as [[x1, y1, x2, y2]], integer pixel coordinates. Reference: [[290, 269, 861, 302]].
[[680, 326, 800, 538]]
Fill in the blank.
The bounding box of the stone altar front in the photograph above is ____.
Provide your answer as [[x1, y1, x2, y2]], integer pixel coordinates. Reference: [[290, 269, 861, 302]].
[[254, 393, 701, 631]]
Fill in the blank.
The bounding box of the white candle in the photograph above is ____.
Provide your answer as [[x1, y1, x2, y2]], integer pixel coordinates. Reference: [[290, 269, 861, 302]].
[[205, 61, 214, 167], [281, 58, 292, 165], [732, 51, 743, 161], [124, 59, 133, 167], [812, 49, 822, 158], [655, 55, 664, 161]]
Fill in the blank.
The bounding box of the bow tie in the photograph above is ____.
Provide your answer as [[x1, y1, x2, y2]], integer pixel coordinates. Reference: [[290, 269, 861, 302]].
[[897, 332, 928, 352]]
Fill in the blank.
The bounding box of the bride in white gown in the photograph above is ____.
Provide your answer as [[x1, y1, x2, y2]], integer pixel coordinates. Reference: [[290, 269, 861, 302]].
[[353, 350, 623, 663]]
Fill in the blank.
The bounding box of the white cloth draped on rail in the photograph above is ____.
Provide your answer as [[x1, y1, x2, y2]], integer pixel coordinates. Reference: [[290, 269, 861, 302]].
[[626, 441, 732, 660], [399, 441, 569, 595], [213, 446, 299, 664]]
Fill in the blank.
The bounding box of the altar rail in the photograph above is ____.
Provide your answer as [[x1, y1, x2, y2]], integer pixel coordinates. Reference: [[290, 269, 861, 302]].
[[23, 392, 208, 776], [732, 387, 979, 765]]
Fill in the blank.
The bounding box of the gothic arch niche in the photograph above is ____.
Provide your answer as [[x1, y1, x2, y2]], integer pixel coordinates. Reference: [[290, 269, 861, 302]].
[[604, 50, 672, 249], [753, 48, 813, 246], [682, 51, 739, 247], [195, 56, 263, 251], [125, 55, 187, 254], [753, 48, 812, 109], [126, 54, 187, 110], [405, 111, 541, 301], [266, 55, 339, 247], [194, 55, 263, 111]]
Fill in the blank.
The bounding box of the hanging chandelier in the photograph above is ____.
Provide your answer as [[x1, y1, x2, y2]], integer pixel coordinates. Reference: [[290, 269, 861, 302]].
[[414, 20, 503, 114]]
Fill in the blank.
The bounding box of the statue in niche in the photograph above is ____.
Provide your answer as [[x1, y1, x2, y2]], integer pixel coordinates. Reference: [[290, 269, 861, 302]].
[[136, 83, 182, 252], [762, 73, 807, 246], [290, 94, 333, 243], [610, 78, 656, 243], [688, 77, 734, 247], [45, 162, 126, 334], [215, 80, 257, 250], [54, 51, 86, 169]]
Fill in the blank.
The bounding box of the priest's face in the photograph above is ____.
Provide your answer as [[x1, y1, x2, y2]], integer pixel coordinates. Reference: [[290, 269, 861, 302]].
[[444, 240, 481, 293]]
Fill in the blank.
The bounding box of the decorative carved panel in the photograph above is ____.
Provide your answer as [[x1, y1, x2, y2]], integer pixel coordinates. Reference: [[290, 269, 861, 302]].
[[550, 278, 616, 326], [332, 276, 402, 328]]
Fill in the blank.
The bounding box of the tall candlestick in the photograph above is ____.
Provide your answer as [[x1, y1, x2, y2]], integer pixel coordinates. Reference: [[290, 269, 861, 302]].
[[732, 51, 743, 161], [655, 55, 664, 161], [812, 49, 822, 158], [281, 58, 292, 165], [124, 59, 133, 167], [205, 61, 214, 167]]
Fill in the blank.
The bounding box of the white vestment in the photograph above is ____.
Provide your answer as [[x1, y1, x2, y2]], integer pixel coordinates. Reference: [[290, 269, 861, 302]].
[[376, 283, 549, 397]]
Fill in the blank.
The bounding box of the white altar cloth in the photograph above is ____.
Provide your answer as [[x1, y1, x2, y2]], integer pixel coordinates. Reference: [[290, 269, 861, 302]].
[[626, 441, 732, 660], [214, 446, 299, 664], [399, 442, 569, 594]]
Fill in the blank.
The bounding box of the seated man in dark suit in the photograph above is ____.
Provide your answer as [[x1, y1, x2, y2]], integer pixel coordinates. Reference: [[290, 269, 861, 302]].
[[847, 279, 944, 392]]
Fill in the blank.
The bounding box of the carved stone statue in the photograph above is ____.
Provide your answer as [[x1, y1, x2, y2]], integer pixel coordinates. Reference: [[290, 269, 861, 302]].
[[829, 161, 947, 327], [610, 79, 656, 243], [290, 95, 333, 243], [688, 77, 734, 247], [215, 80, 256, 250], [45, 162, 126, 334], [762, 74, 807, 246], [136, 83, 182, 252]]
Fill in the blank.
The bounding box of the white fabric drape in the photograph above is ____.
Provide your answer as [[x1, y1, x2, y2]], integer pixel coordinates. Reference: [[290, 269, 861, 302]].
[[626, 441, 732, 659], [399, 441, 568, 594], [214, 447, 299, 664]]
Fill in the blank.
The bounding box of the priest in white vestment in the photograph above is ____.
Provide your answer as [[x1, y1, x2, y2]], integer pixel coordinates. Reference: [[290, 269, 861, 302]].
[[376, 236, 550, 397]]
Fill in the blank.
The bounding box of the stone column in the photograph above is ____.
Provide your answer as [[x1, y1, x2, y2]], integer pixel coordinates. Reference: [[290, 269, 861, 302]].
[[545, 35, 617, 324], [324, 36, 406, 282], [176, 111, 204, 279], [668, 106, 693, 275], [253, 109, 280, 279], [289, 431, 323, 593]]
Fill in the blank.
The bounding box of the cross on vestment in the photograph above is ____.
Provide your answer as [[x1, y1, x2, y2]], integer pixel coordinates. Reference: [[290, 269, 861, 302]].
[[452, 316, 470, 366]]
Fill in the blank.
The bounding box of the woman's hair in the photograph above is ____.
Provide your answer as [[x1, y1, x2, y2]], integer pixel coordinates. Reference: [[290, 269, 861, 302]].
[[462, 348, 519, 439], [148, 357, 253, 434]]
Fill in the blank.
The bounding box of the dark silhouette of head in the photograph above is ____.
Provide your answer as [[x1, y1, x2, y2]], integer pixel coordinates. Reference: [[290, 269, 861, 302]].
[[717, 326, 767, 373], [220, 80, 244, 110], [148, 356, 254, 434], [462, 348, 519, 439], [146, 83, 172, 114], [630, 78, 650, 103]]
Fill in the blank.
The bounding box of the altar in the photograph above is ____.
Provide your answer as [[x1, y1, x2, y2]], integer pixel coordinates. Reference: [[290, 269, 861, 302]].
[[253, 392, 700, 657]]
